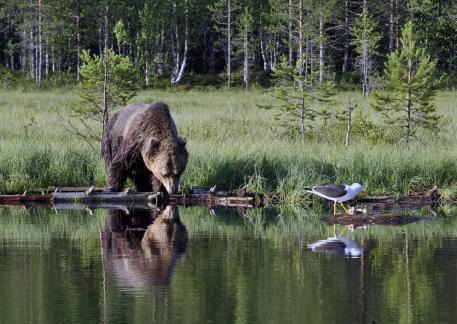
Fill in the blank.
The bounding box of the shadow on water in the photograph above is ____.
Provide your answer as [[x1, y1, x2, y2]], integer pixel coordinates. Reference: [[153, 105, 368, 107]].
[[101, 205, 188, 292]]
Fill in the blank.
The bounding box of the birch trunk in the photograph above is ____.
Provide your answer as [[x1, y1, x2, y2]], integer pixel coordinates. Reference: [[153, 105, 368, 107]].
[[37, 0, 42, 86], [171, 0, 189, 85], [101, 2, 110, 148], [342, 0, 349, 72], [389, 0, 394, 52], [362, 40, 368, 96], [288, 0, 293, 66], [226, 0, 232, 86], [243, 22, 249, 88], [319, 17, 324, 83], [298, 0, 304, 75], [76, 0, 81, 81], [145, 58, 149, 87]]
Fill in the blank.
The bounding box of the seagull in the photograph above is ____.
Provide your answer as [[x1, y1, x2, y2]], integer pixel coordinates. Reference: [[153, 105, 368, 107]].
[[306, 183, 363, 214]]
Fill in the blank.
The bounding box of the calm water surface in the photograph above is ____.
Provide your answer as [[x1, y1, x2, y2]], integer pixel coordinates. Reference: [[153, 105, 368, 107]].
[[1, 205, 457, 323]]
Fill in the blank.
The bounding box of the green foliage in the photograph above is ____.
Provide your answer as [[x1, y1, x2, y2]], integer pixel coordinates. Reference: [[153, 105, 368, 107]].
[[78, 49, 136, 110], [69, 49, 137, 147], [113, 20, 130, 48], [259, 56, 335, 136], [351, 8, 381, 57], [1, 89, 457, 201], [351, 7, 382, 95], [372, 21, 441, 143]]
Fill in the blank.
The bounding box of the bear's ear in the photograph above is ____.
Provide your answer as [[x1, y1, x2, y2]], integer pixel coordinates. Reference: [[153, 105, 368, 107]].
[[178, 136, 187, 146]]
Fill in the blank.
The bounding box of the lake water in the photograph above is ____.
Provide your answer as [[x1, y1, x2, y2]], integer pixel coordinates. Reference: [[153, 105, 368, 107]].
[[1, 204, 457, 323]]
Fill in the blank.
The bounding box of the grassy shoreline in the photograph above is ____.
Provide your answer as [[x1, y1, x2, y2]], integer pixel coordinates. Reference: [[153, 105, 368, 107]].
[[1, 88, 457, 204]]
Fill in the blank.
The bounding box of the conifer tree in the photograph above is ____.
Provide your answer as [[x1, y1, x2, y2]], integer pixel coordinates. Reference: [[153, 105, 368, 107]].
[[372, 21, 440, 143], [68, 49, 136, 150], [258, 55, 334, 135]]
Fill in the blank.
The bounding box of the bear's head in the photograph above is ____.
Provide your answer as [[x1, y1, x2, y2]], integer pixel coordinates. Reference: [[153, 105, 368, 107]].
[[141, 137, 188, 194]]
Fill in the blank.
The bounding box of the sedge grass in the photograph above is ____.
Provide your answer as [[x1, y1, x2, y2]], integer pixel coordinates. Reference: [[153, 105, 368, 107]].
[[0, 88, 456, 204]]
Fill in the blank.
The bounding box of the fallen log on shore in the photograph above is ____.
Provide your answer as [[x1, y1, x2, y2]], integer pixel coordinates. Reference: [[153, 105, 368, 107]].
[[0, 188, 264, 209]]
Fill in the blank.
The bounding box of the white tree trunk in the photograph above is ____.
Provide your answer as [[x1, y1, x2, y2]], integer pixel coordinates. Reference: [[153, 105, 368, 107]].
[[288, 0, 293, 66], [76, 0, 81, 81], [342, 0, 349, 72], [37, 0, 42, 86], [298, 0, 304, 75], [362, 40, 368, 96], [171, 0, 189, 84], [171, 0, 180, 81], [243, 23, 249, 87], [226, 0, 232, 86], [319, 17, 324, 83], [389, 0, 395, 52], [145, 59, 149, 87]]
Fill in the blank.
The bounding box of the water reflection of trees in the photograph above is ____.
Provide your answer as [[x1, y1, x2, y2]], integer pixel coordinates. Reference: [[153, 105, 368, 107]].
[[4, 206, 457, 322]]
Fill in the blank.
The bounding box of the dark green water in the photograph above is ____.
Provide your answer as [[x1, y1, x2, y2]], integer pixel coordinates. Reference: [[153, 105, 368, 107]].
[[1, 205, 457, 324]]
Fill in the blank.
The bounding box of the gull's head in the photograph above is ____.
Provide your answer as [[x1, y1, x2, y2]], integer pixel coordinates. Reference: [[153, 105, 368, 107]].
[[351, 183, 364, 193]]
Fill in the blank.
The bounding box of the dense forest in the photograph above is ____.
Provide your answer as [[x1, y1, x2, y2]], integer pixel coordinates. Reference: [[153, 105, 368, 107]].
[[0, 0, 456, 88]]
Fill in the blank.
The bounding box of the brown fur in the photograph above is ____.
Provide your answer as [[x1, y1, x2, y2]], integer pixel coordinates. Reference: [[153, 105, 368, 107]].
[[101, 102, 188, 193]]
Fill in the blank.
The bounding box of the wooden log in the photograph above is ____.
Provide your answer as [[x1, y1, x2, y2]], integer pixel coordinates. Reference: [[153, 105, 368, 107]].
[[0, 190, 263, 209], [322, 212, 423, 227], [52, 191, 161, 203]]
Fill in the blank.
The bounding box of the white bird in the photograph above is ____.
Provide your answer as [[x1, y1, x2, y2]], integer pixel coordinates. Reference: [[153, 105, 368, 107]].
[[306, 183, 364, 214]]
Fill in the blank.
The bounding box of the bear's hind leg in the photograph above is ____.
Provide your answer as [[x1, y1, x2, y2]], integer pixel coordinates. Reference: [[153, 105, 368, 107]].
[[106, 160, 127, 192]]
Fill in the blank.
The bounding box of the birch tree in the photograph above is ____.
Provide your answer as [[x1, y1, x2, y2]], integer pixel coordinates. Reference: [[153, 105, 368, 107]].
[[235, 7, 253, 88], [170, 0, 189, 84], [209, 0, 238, 86], [351, 6, 381, 96]]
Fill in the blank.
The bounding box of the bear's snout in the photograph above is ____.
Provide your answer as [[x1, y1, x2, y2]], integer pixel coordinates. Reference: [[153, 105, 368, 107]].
[[163, 178, 180, 194]]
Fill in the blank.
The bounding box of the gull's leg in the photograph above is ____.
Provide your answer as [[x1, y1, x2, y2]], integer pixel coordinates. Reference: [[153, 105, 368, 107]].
[[333, 202, 337, 215], [340, 203, 349, 213]]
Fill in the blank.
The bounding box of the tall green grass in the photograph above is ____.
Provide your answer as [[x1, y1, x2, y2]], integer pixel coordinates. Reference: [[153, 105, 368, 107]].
[[1, 88, 457, 203]]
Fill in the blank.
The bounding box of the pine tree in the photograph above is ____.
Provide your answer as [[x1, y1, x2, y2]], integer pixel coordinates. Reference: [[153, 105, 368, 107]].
[[68, 49, 136, 150], [258, 55, 334, 136], [372, 21, 440, 143]]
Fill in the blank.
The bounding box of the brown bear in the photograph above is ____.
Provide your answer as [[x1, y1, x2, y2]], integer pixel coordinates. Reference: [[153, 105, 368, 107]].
[[101, 102, 188, 193]]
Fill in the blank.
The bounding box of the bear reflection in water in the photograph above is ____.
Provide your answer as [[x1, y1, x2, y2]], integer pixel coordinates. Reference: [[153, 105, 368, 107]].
[[102, 205, 188, 291]]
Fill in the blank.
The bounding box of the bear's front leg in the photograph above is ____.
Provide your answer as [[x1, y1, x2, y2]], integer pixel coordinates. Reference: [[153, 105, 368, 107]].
[[106, 160, 127, 192], [151, 174, 166, 194]]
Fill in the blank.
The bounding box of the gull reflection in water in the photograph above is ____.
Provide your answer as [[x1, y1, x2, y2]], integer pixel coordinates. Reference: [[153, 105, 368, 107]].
[[307, 236, 364, 258], [101, 205, 188, 292]]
